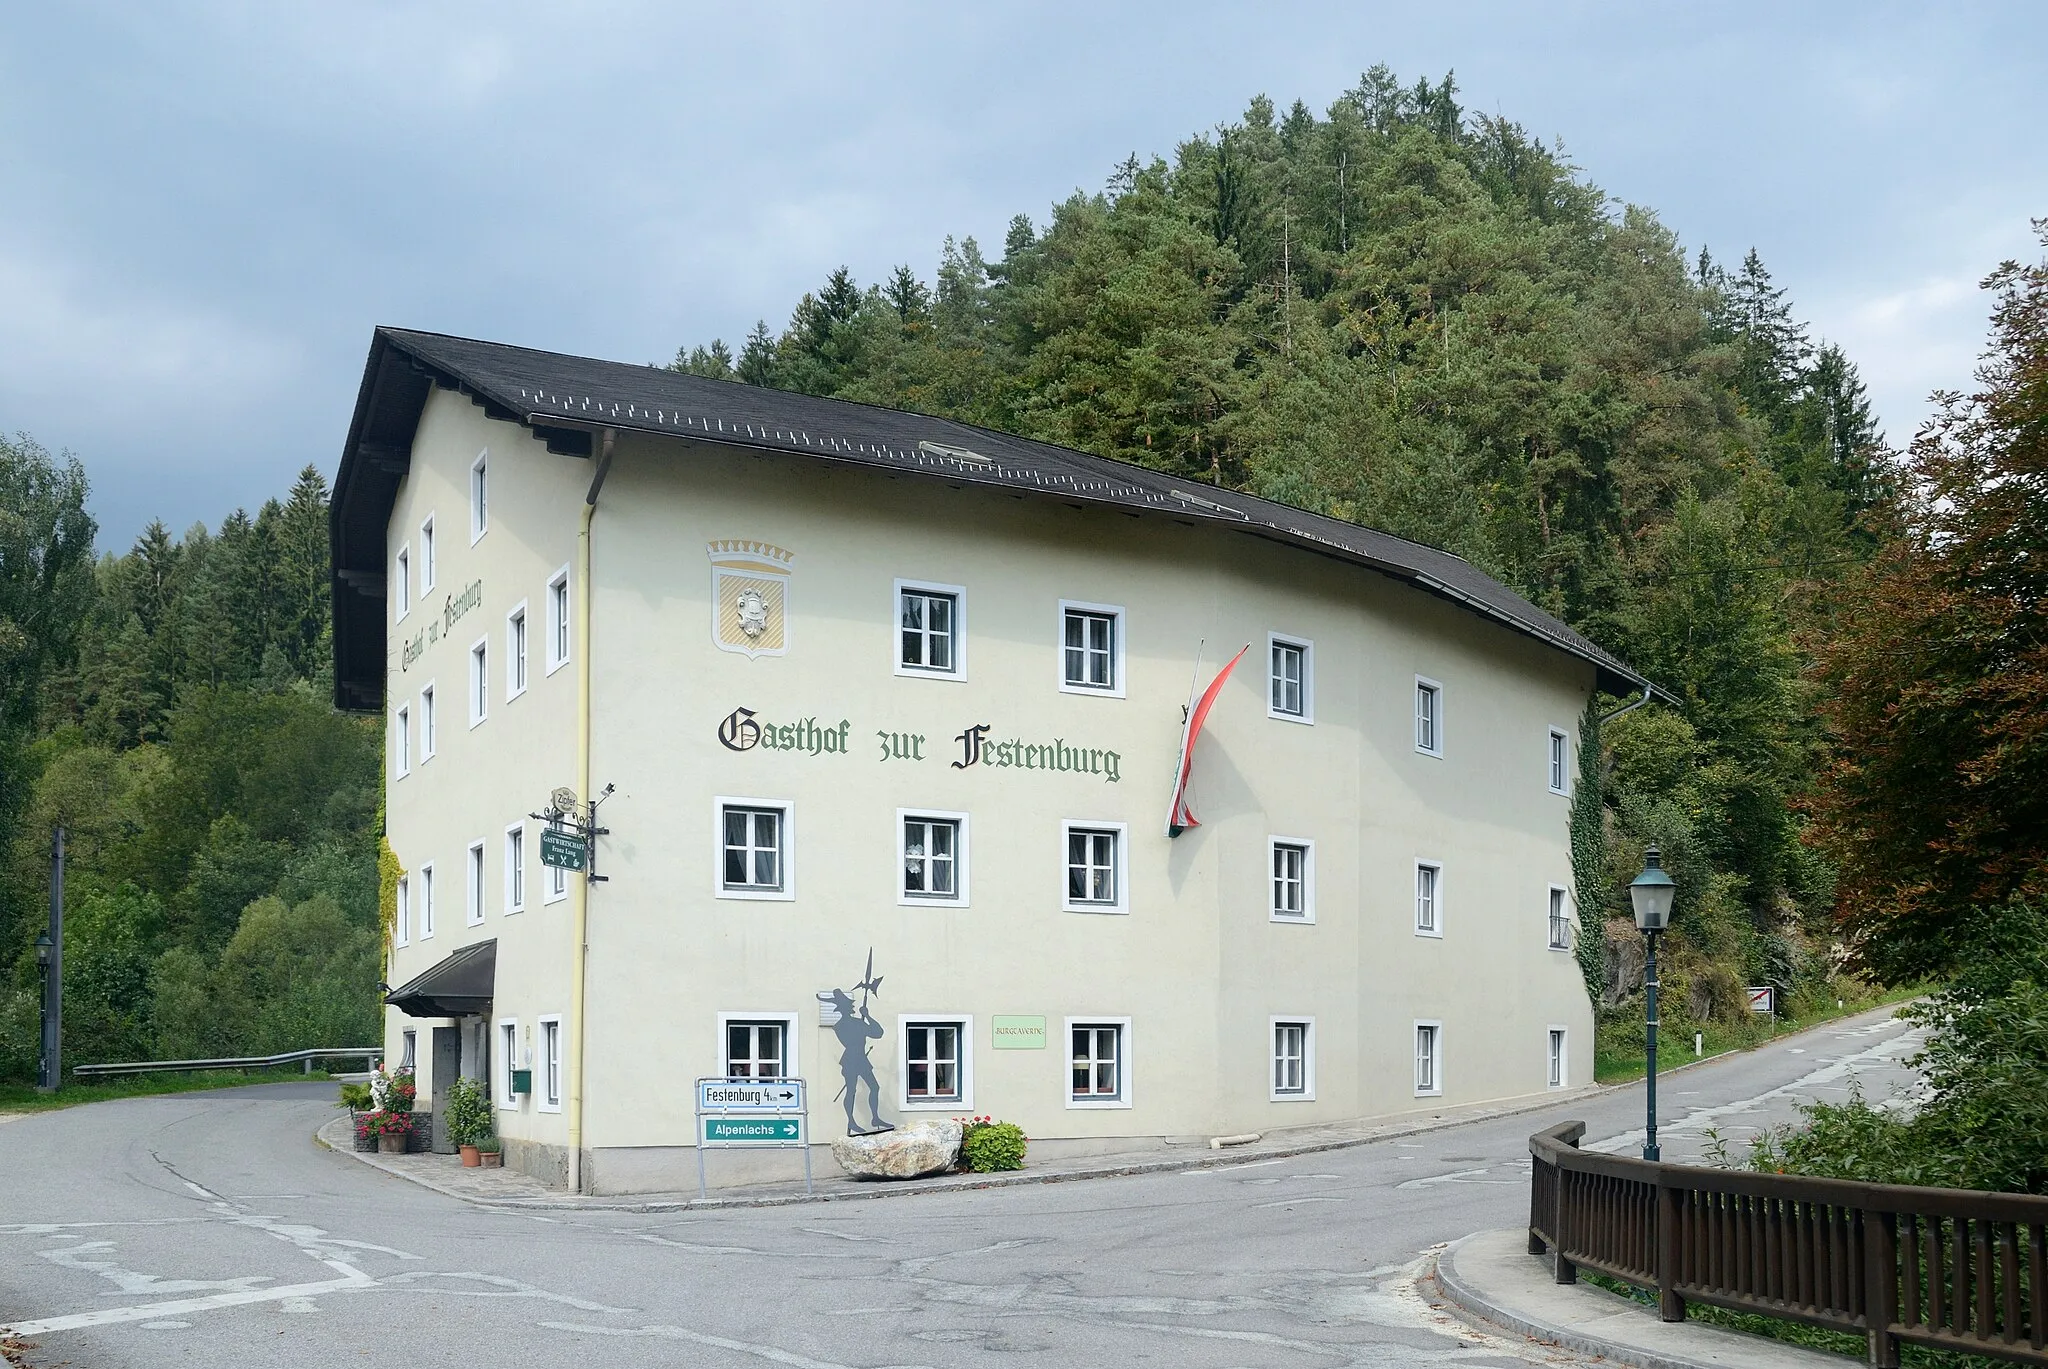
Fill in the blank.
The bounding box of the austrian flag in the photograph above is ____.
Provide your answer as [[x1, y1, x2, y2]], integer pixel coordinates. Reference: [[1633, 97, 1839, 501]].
[[1165, 645, 1250, 837]]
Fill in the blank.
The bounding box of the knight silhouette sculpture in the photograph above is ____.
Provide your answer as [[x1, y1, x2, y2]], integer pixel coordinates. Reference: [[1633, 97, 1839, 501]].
[[830, 949, 892, 1136]]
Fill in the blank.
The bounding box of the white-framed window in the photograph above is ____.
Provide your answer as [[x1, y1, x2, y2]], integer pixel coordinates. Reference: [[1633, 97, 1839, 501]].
[[400, 1028, 416, 1069], [506, 603, 528, 701], [1548, 885, 1571, 950], [419, 515, 436, 593], [538, 1015, 563, 1111], [1415, 677, 1443, 756], [1059, 600, 1126, 697], [898, 810, 968, 906], [470, 450, 489, 543], [1271, 1018, 1314, 1101], [466, 841, 485, 925], [1549, 728, 1571, 795], [1415, 861, 1443, 937], [1268, 634, 1313, 723], [716, 798, 793, 900], [394, 874, 410, 946], [394, 704, 410, 778], [419, 862, 435, 938], [468, 637, 489, 727], [505, 823, 526, 915], [544, 856, 568, 904], [1066, 1017, 1131, 1108], [545, 566, 571, 675], [898, 1015, 972, 1109], [1548, 1027, 1569, 1089], [1061, 820, 1127, 914], [498, 1017, 520, 1107], [419, 684, 437, 760], [1269, 837, 1314, 922], [1415, 1020, 1443, 1096], [718, 1013, 798, 1079], [394, 545, 411, 621], [894, 580, 966, 680]]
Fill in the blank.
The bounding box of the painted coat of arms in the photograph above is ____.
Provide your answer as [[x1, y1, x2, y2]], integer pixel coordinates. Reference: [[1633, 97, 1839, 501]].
[[708, 540, 794, 659]]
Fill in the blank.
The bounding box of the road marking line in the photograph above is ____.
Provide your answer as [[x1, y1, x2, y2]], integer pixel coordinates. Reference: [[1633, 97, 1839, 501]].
[[1, 1264, 373, 1336], [540, 1319, 936, 1369]]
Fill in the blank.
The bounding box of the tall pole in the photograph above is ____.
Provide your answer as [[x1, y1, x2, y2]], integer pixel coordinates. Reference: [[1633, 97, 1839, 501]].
[[1643, 928, 1660, 1162], [41, 827, 65, 1094]]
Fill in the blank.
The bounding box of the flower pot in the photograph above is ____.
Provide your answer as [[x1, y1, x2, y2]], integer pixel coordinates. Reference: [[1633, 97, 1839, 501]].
[[459, 1144, 481, 1167], [480, 1152, 502, 1168], [378, 1133, 405, 1154]]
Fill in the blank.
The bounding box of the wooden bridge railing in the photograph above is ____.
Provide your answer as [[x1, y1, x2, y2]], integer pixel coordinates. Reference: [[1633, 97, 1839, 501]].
[[1530, 1120, 2048, 1367]]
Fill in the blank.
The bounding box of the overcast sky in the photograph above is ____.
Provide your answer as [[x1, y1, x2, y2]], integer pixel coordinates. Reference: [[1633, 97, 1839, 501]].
[[3, 2, 2041, 548]]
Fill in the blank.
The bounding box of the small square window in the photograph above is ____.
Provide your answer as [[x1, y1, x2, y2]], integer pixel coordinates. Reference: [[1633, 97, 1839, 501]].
[[900, 812, 967, 905], [1415, 862, 1443, 937], [419, 516, 436, 593], [505, 825, 526, 914], [1063, 822, 1126, 913], [718, 800, 792, 899], [1268, 636, 1312, 722], [395, 546, 411, 621], [507, 605, 528, 700], [1548, 728, 1570, 796], [470, 451, 489, 542], [1067, 1020, 1128, 1106], [466, 841, 486, 925], [903, 1020, 965, 1105], [1548, 886, 1571, 951], [394, 705, 410, 777], [546, 567, 571, 675], [1272, 1019, 1313, 1100], [1059, 601, 1125, 696], [1415, 678, 1443, 756], [1415, 1022, 1442, 1096], [539, 1017, 563, 1111], [896, 581, 965, 679], [722, 1018, 791, 1078], [419, 863, 436, 938], [1548, 1028, 1568, 1089], [468, 639, 489, 727], [1270, 838, 1314, 922]]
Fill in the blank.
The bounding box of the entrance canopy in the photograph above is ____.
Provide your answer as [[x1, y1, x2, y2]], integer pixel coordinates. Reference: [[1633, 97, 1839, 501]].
[[385, 938, 495, 1018]]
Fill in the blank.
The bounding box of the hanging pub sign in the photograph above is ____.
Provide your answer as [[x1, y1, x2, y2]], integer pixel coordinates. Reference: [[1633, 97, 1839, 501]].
[[539, 827, 587, 872]]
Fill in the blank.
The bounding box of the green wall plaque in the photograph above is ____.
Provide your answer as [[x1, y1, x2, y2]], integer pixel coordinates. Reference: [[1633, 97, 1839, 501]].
[[992, 1015, 1047, 1049]]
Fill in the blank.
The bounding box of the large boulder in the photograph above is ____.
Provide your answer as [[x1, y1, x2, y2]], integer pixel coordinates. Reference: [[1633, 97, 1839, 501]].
[[830, 1121, 962, 1180]]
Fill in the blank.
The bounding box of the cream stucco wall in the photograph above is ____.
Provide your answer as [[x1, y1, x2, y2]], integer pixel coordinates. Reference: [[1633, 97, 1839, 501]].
[[382, 395, 1597, 1192]]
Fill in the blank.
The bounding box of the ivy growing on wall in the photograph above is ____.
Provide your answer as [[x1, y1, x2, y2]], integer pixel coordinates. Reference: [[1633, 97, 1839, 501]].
[[1570, 697, 1608, 1004]]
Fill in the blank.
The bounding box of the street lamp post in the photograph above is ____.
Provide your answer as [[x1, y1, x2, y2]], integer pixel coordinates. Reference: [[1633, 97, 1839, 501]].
[[1629, 845, 1677, 1162]]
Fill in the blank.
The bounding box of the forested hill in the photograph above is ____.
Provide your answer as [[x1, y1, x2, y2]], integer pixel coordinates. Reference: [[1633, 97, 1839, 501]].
[[677, 68, 1893, 1021]]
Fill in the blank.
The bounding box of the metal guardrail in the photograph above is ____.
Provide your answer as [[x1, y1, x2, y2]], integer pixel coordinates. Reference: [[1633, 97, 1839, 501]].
[[1530, 1120, 2048, 1367], [73, 1047, 384, 1078]]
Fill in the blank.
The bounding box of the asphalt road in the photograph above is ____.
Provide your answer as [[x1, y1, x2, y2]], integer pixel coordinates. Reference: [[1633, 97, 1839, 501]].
[[0, 1006, 1924, 1369]]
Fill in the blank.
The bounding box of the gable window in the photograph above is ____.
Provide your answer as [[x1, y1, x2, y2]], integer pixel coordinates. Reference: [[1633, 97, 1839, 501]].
[[505, 824, 526, 914], [718, 799, 792, 899], [902, 1020, 965, 1105], [394, 705, 410, 777], [538, 1016, 563, 1111], [499, 1018, 520, 1105], [722, 1018, 790, 1078], [900, 811, 966, 904], [1268, 635, 1312, 722], [1270, 838, 1313, 922], [420, 685, 437, 760], [1067, 1019, 1129, 1106], [470, 451, 488, 542], [1415, 678, 1443, 756], [1059, 601, 1125, 696], [419, 516, 436, 593], [394, 874, 410, 947], [1415, 1021, 1443, 1096], [896, 581, 965, 679], [466, 841, 486, 925], [1415, 861, 1442, 937], [1272, 1019, 1313, 1100], [546, 567, 571, 675], [395, 546, 411, 621], [1548, 1028, 1568, 1089], [1548, 886, 1571, 951], [468, 639, 489, 727], [507, 604, 528, 700], [1548, 728, 1570, 795], [1062, 822, 1126, 913], [420, 862, 436, 938]]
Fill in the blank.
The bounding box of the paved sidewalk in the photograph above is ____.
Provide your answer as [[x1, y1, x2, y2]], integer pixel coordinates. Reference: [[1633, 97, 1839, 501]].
[[315, 1083, 1601, 1210], [1433, 1228, 1851, 1369]]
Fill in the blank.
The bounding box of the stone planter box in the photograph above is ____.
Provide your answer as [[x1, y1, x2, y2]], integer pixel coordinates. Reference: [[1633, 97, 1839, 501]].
[[350, 1109, 432, 1153]]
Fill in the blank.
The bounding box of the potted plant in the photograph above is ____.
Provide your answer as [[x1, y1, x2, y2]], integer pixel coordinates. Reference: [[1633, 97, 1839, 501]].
[[445, 1076, 492, 1166], [477, 1135, 503, 1169], [355, 1108, 414, 1154]]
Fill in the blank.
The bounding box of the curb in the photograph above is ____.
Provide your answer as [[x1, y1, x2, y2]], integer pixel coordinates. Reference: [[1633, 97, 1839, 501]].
[[315, 1084, 1605, 1212]]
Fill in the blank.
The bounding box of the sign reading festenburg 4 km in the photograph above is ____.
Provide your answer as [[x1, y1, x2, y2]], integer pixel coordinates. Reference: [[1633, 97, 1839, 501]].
[[697, 1079, 804, 1111]]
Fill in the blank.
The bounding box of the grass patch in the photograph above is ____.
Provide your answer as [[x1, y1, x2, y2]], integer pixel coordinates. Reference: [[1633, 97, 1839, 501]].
[[1594, 984, 1922, 1085], [1579, 1270, 2003, 1367], [0, 1067, 334, 1115]]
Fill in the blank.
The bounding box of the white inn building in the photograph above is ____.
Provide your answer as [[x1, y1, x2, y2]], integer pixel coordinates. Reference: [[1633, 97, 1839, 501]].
[[330, 327, 1657, 1193]]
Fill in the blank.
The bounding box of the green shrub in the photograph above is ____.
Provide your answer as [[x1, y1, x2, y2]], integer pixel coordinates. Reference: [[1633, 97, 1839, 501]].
[[961, 1120, 1027, 1172], [444, 1076, 492, 1146], [337, 1081, 372, 1111]]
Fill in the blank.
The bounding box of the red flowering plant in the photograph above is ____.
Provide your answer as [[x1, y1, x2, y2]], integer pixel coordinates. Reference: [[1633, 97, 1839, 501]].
[[369, 1066, 417, 1113], [355, 1109, 415, 1143]]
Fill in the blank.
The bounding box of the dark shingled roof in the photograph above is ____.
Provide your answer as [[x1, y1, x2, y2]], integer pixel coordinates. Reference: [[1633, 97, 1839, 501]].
[[331, 326, 1657, 711]]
